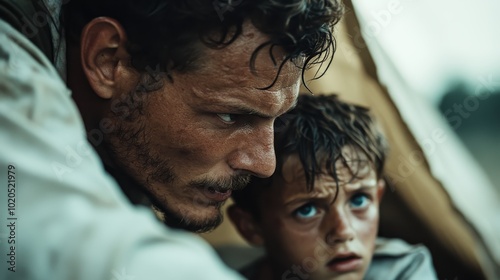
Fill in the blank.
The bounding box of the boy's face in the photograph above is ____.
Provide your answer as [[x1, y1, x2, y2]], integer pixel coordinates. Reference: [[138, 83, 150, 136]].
[[254, 150, 384, 280]]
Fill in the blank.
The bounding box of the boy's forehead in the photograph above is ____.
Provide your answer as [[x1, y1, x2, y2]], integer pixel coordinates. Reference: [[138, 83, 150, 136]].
[[278, 151, 377, 193], [281, 154, 305, 183]]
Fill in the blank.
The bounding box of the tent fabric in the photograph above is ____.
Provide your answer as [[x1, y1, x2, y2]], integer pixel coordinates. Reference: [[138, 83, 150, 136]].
[[347, 0, 499, 278]]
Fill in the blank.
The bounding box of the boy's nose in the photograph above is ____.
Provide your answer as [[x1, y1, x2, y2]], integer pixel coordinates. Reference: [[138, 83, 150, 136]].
[[325, 209, 355, 245]]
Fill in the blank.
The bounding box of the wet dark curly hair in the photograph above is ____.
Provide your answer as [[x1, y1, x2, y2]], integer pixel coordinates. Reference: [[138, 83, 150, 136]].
[[232, 94, 388, 218], [63, 0, 343, 88]]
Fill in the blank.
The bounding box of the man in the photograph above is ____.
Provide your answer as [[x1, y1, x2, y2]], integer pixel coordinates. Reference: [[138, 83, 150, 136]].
[[0, 0, 342, 279], [63, 0, 343, 233]]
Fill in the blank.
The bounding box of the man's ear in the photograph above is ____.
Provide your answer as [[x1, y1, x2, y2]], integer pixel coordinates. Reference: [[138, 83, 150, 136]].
[[227, 204, 264, 246], [377, 179, 386, 201], [80, 17, 135, 99]]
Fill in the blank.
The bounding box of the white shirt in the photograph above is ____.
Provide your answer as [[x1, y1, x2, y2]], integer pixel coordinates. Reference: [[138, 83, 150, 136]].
[[0, 19, 242, 280]]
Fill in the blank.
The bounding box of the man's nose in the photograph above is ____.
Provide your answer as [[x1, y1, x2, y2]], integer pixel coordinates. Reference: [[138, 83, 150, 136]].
[[228, 125, 276, 178], [325, 208, 356, 245]]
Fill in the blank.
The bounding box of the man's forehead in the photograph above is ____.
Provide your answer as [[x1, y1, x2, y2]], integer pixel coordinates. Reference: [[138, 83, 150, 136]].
[[197, 20, 303, 89], [200, 50, 301, 90], [188, 43, 300, 118]]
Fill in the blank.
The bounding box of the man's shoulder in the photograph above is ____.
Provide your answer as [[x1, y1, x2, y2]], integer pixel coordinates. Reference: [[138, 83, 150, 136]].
[[0, 18, 60, 81], [365, 237, 438, 280], [0, 16, 68, 121], [0, 0, 55, 61]]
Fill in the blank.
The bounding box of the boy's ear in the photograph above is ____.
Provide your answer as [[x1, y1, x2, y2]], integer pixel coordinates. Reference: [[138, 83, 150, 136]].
[[227, 204, 264, 246], [377, 179, 386, 201], [80, 17, 136, 100]]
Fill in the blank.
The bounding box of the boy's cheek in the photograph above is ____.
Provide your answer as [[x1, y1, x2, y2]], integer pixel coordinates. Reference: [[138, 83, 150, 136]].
[[276, 228, 324, 265], [352, 212, 379, 263], [264, 221, 319, 253], [282, 217, 323, 233], [275, 243, 318, 273]]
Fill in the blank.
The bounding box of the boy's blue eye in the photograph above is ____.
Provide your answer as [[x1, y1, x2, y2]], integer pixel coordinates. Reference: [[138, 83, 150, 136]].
[[295, 203, 318, 218], [349, 193, 370, 209]]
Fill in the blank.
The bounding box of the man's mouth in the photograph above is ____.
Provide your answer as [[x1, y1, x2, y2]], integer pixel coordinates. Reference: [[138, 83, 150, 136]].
[[203, 186, 232, 202], [190, 175, 249, 203], [326, 253, 362, 273]]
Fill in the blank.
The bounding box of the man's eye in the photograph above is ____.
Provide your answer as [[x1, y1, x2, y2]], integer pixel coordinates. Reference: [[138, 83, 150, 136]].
[[294, 203, 318, 219], [349, 193, 371, 209], [217, 114, 236, 124]]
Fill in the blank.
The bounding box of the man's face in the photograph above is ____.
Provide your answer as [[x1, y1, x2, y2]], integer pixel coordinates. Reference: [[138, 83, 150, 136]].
[[105, 22, 300, 232], [256, 151, 383, 280]]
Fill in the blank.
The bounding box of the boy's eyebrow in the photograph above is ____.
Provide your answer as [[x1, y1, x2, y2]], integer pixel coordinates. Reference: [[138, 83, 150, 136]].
[[343, 180, 378, 192], [284, 196, 311, 206], [283, 191, 333, 206]]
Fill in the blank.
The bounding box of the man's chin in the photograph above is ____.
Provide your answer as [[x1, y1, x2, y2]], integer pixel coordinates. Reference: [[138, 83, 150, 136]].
[[152, 202, 224, 233]]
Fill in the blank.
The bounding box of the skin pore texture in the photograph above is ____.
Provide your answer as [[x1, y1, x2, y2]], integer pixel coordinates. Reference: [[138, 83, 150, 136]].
[[230, 148, 385, 280], [68, 18, 301, 232]]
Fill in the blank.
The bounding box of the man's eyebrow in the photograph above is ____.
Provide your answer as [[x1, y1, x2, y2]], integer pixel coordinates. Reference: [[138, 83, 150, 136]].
[[223, 105, 273, 118], [219, 102, 297, 119]]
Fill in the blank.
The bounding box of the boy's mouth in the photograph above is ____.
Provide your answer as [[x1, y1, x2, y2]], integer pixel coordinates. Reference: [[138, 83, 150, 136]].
[[326, 253, 362, 273]]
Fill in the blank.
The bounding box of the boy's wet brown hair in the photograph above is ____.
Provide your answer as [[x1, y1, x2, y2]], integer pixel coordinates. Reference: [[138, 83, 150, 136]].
[[232, 94, 387, 218]]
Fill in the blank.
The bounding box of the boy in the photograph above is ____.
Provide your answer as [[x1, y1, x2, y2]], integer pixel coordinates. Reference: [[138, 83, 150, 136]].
[[228, 94, 437, 280]]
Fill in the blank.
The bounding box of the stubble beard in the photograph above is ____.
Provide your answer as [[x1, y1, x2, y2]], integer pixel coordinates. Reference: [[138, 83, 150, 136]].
[[103, 85, 251, 233], [150, 174, 251, 233]]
